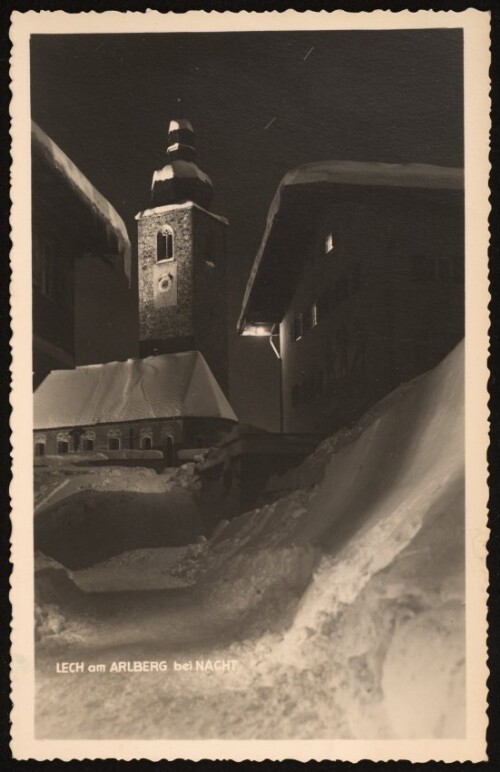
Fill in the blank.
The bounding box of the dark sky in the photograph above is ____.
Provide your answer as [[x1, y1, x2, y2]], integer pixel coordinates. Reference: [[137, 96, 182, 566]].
[[31, 29, 463, 430]]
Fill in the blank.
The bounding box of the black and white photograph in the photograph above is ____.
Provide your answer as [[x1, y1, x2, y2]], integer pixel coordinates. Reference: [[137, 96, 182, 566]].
[[9, 9, 490, 761]]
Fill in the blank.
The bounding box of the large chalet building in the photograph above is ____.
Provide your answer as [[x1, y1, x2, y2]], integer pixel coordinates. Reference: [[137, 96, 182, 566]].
[[32, 121, 136, 387], [238, 160, 464, 434]]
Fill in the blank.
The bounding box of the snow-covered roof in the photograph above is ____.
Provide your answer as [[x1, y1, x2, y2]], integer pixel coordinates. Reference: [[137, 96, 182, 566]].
[[238, 160, 463, 334], [34, 351, 237, 430], [32, 121, 132, 283]]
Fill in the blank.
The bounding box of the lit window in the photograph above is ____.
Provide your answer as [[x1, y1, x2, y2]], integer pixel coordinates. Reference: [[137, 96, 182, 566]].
[[157, 228, 174, 262], [311, 303, 318, 327], [325, 233, 334, 254]]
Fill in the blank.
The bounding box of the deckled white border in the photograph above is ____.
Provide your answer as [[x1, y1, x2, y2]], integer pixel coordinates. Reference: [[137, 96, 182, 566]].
[[9, 9, 491, 762]]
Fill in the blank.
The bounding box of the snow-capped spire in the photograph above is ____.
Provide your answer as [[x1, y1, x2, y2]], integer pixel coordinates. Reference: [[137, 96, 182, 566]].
[[151, 118, 213, 209]]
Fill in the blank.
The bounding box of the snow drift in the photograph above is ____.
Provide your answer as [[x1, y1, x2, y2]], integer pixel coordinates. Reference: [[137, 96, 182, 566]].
[[36, 342, 465, 740]]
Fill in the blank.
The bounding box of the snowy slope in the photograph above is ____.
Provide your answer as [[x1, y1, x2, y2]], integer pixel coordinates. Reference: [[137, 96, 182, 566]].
[[35, 342, 465, 740]]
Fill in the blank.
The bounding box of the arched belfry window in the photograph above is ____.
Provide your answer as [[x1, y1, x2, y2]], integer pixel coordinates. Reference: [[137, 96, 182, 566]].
[[157, 227, 174, 262]]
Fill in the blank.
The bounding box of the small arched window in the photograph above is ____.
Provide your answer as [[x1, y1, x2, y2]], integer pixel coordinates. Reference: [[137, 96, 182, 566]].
[[108, 429, 121, 451], [157, 228, 174, 262], [56, 431, 71, 455], [140, 428, 153, 450], [82, 431, 95, 452], [34, 441, 45, 457]]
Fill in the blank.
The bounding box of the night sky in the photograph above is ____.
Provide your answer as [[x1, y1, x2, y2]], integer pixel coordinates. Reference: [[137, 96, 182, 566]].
[[31, 29, 463, 430]]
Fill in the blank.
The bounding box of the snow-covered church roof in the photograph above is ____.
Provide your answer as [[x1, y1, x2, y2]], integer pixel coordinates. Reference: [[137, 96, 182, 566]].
[[32, 121, 132, 283], [34, 351, 237, 430], [238, 160, 464, 335]]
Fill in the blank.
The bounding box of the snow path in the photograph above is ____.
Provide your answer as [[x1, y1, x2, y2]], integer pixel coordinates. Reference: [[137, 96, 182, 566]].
[[35, 343, 465, 739]]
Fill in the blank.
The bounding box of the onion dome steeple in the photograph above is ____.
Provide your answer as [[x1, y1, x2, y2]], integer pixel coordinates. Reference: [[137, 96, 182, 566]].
[[151, 119, 213, 210]]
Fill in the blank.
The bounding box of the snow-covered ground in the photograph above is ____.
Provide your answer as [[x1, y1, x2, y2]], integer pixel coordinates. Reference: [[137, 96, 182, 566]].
[[35, 342, 465, 740]]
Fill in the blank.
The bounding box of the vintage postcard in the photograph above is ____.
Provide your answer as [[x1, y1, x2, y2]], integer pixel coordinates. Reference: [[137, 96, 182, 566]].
[[9, 8, 490, 762]]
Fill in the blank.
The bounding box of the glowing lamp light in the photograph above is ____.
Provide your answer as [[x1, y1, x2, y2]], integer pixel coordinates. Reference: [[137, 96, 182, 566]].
[[254, 326, 269, 337]]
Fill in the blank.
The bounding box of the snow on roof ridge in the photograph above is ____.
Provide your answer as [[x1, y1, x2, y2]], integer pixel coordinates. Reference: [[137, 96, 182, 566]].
[[135, 200, 228, 225], [237, 159, 463, 333], [32, 120, 132, 283], [279, 159, 464, 190], [72, 351, 197, 370], [34, 350, 236, 428]]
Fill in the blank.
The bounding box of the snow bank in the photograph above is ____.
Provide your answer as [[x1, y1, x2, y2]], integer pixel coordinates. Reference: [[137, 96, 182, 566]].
[[36, 343, 465, 740], [35, 485, 203, 569]]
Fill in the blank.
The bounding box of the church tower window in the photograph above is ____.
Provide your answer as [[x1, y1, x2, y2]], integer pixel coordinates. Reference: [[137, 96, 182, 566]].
[[157, 228, 174, 262]]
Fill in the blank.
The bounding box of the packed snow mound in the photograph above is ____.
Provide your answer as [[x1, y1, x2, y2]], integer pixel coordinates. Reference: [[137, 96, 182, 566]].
[[35, 465, 163, 510], [36, 342, 465, 740]]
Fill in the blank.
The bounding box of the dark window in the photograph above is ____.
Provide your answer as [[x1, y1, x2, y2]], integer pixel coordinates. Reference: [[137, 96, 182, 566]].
[[163, 434, 174, 467], [337, 275, 348, 302], [83, 439, 94, 451], [34, 238, 68, 306], [108, 437, 120, 451], [34, 442, 45, 457], [157, 230, 174, 261], [57, 441, 69, 454], [317, 290, 330, 320], [141, 436, 152, 450], [295, 314, 304, 341], [350, 262, 361, 293]]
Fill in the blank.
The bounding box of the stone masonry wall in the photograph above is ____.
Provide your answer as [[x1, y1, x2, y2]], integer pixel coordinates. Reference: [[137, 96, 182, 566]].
[[137, 206, 193, 348], [192, 207, 229, 395]]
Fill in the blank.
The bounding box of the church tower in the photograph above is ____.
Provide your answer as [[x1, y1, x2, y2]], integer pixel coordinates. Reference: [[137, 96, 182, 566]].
[[135, 119, 229, 394]]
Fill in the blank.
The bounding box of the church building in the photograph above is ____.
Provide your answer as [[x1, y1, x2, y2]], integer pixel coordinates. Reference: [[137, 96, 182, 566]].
[[136, 118, 229, 395], [34, 119, 236, 463]]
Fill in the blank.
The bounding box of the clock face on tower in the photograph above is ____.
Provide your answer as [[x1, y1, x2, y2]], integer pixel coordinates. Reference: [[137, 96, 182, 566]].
[[158, 272, 174, 293], [153, 261, 178, 308]]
